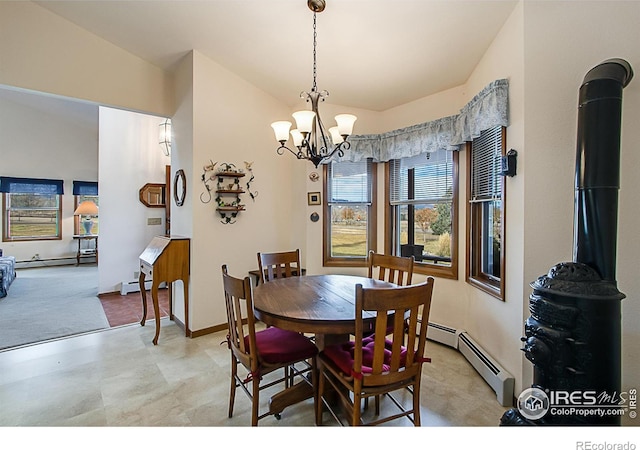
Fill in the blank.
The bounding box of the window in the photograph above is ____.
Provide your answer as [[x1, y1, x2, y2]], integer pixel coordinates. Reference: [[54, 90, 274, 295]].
[[466, 126, 506, 299], [73, 181, 99, 235], [1, 176, 63, 242], [323, 159, 377, 266], [386, 150, 458, 279]]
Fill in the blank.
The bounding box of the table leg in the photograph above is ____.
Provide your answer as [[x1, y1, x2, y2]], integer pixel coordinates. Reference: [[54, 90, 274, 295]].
[[76, 239, 81, 266], [151, 280, 161, 345], [139, 273, 147, 326], [183, 279, 189, 337]]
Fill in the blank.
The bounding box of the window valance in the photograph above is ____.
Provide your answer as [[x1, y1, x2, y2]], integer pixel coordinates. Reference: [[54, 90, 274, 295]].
[[0, 176, 64, 195], [73, 180, 98, 196], [331, 79, 509, 162]]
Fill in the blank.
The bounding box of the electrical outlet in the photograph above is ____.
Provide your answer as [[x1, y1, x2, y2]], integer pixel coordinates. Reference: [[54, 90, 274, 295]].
[[134, 271, 140, 279], [147, 217, 162, 225]]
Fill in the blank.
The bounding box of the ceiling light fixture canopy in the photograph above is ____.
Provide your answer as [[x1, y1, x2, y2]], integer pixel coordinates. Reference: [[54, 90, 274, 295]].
[[271, 0, 357, 168]]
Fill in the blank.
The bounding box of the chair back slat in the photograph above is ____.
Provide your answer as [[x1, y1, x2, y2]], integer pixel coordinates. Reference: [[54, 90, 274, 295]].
[[222, 265, 258, 371], [367, 251, 414, 286], [354, 278, 434, 383], [257, 249, 302, 284]]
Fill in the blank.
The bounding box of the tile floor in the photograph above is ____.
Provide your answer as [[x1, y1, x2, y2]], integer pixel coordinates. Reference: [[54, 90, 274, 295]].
[[0, 318, 510, 428], [98, 289, 170, 328]]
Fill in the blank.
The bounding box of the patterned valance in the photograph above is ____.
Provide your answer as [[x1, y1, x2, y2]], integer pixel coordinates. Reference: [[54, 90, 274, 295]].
[[330, 79, 509, 162]]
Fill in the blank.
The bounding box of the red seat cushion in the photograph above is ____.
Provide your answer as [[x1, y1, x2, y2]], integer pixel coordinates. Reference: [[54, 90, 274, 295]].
[[323, 336, 407, 376], [249, 327, 318, 364]]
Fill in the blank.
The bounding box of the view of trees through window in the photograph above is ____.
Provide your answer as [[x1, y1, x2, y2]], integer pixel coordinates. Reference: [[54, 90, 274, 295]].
[[4, 192, 60, 239], [398, 202, 452, 262]]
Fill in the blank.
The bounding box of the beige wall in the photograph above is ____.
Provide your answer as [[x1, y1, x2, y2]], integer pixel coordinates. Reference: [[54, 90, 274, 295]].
[[0, 1, 172, 116]]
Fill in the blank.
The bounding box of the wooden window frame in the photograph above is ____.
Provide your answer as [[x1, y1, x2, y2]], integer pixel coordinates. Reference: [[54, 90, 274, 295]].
[[323, 161, 377, 267], [384, 151, 459, 280], [465, 127, 506, 300]]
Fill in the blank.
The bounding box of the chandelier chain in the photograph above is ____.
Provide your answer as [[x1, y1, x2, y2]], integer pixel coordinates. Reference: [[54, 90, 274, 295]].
[[312, 12, 317, 92]]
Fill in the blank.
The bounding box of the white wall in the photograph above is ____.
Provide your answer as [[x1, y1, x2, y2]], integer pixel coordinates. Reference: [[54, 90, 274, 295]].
[[0, 88, 98, 263], [98, 107, 170, 293]]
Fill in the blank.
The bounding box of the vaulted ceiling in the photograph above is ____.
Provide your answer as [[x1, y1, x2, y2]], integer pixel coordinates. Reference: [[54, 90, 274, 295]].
[[32, 0, 518, 111]]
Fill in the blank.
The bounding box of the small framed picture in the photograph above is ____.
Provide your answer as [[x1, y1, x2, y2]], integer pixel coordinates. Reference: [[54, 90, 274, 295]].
[[307, 192, 321, 205]]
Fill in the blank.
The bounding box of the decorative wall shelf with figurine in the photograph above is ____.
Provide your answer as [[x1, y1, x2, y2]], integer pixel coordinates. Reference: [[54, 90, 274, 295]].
[[201, 161, 256, 225]]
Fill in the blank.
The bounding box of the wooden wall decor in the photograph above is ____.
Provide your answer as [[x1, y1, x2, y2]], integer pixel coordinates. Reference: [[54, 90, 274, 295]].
[[200, 161, 256, 224]]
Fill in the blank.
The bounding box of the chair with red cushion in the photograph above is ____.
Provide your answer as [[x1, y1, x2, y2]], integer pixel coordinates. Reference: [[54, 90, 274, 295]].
[[222, 265, 318, 426], [315, 278, 434, 426]]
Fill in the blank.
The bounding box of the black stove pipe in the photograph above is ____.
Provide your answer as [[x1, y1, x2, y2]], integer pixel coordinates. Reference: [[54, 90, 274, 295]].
[[501, 59, 632, 426], [574, 58, 633, 281]]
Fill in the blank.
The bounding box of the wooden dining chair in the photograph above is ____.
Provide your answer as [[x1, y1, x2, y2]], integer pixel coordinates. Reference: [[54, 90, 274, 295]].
[[257, 249, 303, 284], [315, 278, 435, 426], [221, 265, 318, 426], [367, 250, 414, 286]]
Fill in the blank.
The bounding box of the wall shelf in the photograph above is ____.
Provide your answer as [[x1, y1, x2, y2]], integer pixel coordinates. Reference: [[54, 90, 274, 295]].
[[215, 167, 246, 224]]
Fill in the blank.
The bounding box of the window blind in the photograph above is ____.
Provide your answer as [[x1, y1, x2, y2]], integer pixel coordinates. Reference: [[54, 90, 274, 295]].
[[0, 176, 64, 195], [327, 159, 372, 204], [72, 180, 98, 196], [471, 126, 502, 202], [389, 150, 453, 205]]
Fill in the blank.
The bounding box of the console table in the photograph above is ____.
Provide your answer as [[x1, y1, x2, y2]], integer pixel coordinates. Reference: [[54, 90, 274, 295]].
[[72, 234, 98, 265]]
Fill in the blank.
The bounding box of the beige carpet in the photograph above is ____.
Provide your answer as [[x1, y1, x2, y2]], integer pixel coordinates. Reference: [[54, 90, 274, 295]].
[[0, 264, 108, 350]]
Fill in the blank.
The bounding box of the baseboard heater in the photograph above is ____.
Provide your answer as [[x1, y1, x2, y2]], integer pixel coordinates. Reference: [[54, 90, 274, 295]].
[[120, 279, 155, 295], [427, 322, 515, 407]]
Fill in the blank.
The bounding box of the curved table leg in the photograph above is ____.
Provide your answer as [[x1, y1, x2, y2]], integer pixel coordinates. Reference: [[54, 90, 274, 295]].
[[151, 280, 161, 345], [139, 273, 147, 326]]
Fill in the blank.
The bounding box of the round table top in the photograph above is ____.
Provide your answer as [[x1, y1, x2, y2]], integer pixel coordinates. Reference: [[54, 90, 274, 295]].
[[253, 274, 395, 335]]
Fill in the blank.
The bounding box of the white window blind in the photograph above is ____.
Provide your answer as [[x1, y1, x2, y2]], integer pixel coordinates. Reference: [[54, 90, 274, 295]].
[[328, 160, 373, 204], [389, 150, 453, 205], [471, 126, 503, 202]]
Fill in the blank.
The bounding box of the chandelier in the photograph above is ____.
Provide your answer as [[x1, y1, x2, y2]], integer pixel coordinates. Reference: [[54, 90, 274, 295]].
[[270, 0, 357, 168]]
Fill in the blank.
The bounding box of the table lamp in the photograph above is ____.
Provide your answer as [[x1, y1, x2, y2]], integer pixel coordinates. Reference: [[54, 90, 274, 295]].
[[74, 200, 99, 235]]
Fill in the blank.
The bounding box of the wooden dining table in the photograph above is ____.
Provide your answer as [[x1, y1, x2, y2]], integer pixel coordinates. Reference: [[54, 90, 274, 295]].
[[253, 273, 397, 417]]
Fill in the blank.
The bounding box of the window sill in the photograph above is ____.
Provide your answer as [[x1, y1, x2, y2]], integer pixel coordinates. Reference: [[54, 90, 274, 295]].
[[413, 262, 458, 280], [467, 276, 503, 300]]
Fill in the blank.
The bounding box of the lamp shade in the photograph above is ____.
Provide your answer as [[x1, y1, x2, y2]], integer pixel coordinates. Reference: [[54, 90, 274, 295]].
[[292, 110, 316, 134], [329, 127, 344, 144], [335, 114, 357, 136], [74, 200, 99, 216], [271, 121, 292, 142], [291, 129, 304, 147], [159, 118, 171, 156]]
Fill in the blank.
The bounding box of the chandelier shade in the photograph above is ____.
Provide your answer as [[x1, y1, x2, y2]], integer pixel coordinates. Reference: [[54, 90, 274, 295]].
[[270, 0, 356, 167]]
